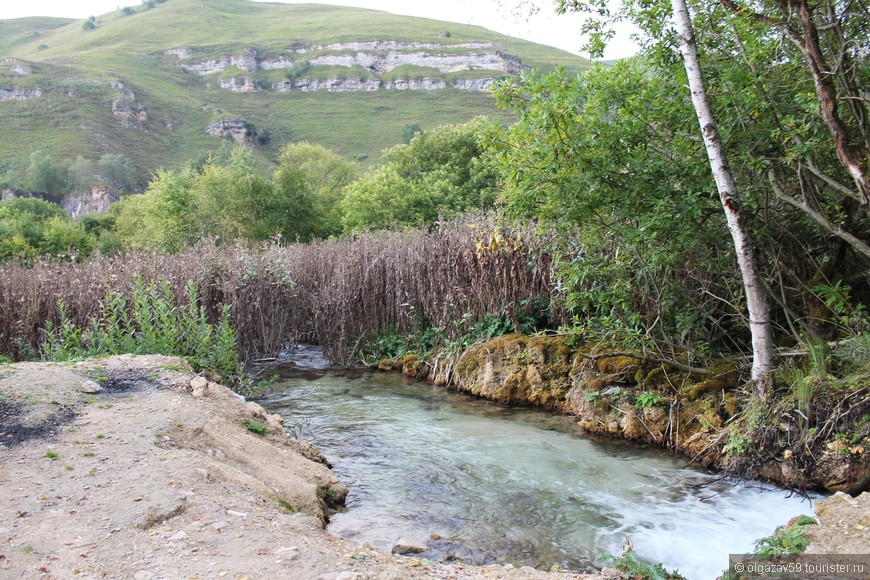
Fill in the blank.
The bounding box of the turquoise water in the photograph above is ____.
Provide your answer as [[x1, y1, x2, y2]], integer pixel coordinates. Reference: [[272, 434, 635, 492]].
[[259, 348, 815, 579]]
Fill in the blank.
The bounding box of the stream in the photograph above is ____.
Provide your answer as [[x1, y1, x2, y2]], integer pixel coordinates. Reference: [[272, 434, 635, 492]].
[[258, 346, 816, 579]]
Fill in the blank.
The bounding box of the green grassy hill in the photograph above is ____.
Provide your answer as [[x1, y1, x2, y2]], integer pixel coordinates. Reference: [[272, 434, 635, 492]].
[[0, 0, 590, 186]]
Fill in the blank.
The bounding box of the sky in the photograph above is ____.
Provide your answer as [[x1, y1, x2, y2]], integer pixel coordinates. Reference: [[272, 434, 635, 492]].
[[0, 0, 639, 60]]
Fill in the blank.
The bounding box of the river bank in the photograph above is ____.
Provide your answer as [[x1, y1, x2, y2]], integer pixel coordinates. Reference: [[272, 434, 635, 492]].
[[376, 333, 870, 495], [0, 355, 618, 579]]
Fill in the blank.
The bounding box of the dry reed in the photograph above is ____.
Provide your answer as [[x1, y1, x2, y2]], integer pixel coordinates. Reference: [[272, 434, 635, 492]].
[[0, 216, 558, 364]]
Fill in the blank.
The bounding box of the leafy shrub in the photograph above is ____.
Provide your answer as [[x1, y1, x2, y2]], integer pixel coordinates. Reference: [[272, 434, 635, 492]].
[[611, 551, 685, 580], [754, 516, 816, 557], [42, 279, 243, 384], [635, 391, 668, 410]]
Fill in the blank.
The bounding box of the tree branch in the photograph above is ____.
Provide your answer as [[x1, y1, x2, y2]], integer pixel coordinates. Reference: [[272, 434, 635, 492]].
[[768, 169, 870, 260]]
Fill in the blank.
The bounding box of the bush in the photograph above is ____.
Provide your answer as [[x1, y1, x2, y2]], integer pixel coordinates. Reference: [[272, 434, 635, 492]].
[[42, 279, 243, 385]]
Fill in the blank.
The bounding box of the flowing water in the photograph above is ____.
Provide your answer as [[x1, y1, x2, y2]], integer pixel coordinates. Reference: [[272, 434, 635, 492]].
[[258, 346, 816, 579]]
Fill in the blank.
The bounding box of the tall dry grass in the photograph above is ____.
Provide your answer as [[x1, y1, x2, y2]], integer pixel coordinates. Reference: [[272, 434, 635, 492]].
[[0, 217, 558, 363]]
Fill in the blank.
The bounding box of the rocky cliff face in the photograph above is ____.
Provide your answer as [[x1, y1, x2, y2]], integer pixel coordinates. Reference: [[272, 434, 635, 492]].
[[170, 42, 524, 93], [110, 81, 148, 128], [0, 87, 42, 100], [220, 77, 265, 92], [64, 186, 118, 218], [267, 76, 499, 93], [205, 118, 255, 144]]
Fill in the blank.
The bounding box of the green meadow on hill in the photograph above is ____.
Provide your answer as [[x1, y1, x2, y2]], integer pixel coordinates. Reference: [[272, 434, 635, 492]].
[[0, 0, 591, 178]]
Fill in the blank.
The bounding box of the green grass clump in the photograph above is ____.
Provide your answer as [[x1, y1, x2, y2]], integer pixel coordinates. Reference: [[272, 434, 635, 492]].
[[273, 495, 295, 513], [43, 450, 59, 459], [753, 516, 817, 558], [611, 552, 685, 580], [243, 418, 268, 435]]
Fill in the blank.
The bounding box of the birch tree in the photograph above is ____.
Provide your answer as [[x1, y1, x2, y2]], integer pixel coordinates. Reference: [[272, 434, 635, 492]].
[[669, 0, 775, 391]]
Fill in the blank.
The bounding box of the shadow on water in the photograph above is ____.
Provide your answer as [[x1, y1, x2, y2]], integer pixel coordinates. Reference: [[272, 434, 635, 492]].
[[257, 346, 815, 579]]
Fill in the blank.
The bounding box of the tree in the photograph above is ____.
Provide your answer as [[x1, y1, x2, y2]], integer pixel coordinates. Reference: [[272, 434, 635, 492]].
[[39, 217, 94, 262], [193, 147, 274, 242], [341, 118, 501, 232], [114, 168, 197, 251], [718, 0, 869, 217], [98, 154, 138, 192], [402, 122, 423, 144], [0, 198, 95, 262], [493, 65, 744, 356], [68, 156, 96, 193], [26, 151, 69, 202], [669, 0, 774, 390], [545, 0, 869, 380], [341, 165, 439, 232], [273, 142, 357, 239]]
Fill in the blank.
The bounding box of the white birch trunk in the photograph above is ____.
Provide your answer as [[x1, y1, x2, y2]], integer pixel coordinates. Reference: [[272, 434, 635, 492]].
[[670, 0, 775, 395]]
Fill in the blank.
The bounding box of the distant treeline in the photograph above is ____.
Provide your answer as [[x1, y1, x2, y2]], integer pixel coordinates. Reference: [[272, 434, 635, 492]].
[[0, 118, 497, 263], [0, 152, 139, 202]]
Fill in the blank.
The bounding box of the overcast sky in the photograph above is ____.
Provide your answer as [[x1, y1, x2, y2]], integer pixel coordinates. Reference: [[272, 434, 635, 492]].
[[0, 0, 638, 60]]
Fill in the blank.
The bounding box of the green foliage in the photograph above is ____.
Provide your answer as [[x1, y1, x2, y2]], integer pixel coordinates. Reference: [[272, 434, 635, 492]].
[[356, 299, 549, 365], [82, 21, 96, 31], [723, 433, 752, 456], [402, 122, 423, 144], [492, 64, 735, 354], [26, 151, 69, 202], [635, 391, 667, 411], [113, 168, 196, 251], [341, 118, 501, 232], [272, 141, 357, 240], [610, 551, 685, 580], [754, 516, 816, 558], [98, 154, 138, 193], [114, 145, 351, 249], [43, 450, 59, 459], [0, 198, 97, 263], [68, 156, 96, 192], [41, 279, 243, 384], [242, 418, 268, 435]]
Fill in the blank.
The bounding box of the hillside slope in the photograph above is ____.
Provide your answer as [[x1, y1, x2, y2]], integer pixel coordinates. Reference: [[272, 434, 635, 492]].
[[0, 0, 591, 183]]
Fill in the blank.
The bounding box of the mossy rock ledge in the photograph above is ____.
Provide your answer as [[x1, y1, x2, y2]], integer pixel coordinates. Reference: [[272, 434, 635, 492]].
[[379, 333, 869, 494]]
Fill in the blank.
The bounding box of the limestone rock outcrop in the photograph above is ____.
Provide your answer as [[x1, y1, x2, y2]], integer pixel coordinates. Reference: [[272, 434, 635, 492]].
[[169, 42, 525, 93], [110, 81, 147, 127], [0, 87, 42, 100], [205, 118, 255, 144], [64, 186, 118, 218]]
